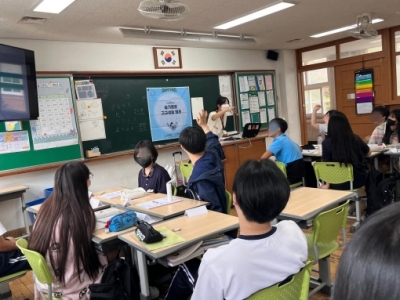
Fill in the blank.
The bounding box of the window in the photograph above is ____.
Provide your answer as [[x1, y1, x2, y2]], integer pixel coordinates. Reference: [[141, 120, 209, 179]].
[[302, 46, 336, 66], [395, 31, 400, 52], [0, 77, 22, 84], [303, 67, 335, 115], [396, 31, 400, 97], [340, 36, 382, 58]]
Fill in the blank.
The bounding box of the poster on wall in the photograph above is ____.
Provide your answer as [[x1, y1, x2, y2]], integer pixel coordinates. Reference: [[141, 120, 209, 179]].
[[147, 87, 192, 141], [355, 69, 374, 115]]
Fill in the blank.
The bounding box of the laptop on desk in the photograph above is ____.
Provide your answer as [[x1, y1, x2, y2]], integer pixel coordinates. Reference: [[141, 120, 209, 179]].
[[224, 123, 261, 140]]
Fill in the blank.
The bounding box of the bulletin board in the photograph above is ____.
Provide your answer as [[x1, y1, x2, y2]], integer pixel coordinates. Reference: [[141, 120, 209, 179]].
[[235, 72, 277, 130]]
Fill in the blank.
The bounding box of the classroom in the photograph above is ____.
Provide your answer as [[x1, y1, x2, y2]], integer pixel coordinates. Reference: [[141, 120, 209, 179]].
[[0, 0, 400, 299]]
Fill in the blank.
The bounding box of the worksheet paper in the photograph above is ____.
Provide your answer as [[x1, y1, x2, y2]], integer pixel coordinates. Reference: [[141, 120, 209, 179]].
[[247, 76, 257, 91], [137, 197, 182, 209], [101, 191, 122, 199], [76, 98, 106, 141], [0, 131, 30, 154], [218, 75, 232, 95], [257, 75, 265, 90], [242, 111, 251, 126], [258, 91, 266, 107], [249, 96, 260, 113], [240, 93, 249, 109], [260, 108, 268, 124], [267, 91, 275, 106], [356, 102, 373, 114], [265, 75, 273, 90], [191, 97, 204, 120], [239, 76, 249, 92], [268, 108, 276, 121], [75, 80, 97, 100]]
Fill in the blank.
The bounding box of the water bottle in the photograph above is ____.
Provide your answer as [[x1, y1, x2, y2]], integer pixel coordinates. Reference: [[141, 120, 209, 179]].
[[317, 134, 323, 146]]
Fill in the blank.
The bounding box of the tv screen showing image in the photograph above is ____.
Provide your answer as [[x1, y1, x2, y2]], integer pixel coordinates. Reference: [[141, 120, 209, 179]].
[[0, 44, 39, 121]]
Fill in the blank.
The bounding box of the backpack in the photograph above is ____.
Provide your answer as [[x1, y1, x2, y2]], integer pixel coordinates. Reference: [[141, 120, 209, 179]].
[[366, 169, 396, 216], [89, 256, 140, 300]]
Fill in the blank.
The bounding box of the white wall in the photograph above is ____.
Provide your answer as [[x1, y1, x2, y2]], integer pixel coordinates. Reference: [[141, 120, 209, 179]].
[[0, 39, 299, 230]]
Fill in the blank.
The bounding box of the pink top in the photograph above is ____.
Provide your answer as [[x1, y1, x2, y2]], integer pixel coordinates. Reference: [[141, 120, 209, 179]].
[[34, 220, 107, 300]]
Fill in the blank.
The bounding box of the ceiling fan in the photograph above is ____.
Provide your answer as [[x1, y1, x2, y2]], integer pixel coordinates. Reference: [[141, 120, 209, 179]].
[[348, 13, 378, 39], [138, 0, 190, 21]]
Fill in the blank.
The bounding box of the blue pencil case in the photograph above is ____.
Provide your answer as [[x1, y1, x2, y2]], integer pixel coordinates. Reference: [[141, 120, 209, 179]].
[[106, 211, 139, 232]]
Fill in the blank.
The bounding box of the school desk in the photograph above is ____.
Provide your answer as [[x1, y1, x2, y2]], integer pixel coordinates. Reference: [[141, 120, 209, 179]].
[[0, 185, 29, 237], [384, 151, 400, 173], [95, 187, 208, 220], [119, 211, 239, 300]]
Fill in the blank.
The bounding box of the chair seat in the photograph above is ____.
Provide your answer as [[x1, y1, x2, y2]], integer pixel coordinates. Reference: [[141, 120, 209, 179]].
[[290, 182, 303, 189], [305, 233, 339, 260], [0, 270, 30, 282]]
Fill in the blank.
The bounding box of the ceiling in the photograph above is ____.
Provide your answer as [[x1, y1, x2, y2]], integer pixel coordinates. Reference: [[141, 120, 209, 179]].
[[0, 0, 399, 50]]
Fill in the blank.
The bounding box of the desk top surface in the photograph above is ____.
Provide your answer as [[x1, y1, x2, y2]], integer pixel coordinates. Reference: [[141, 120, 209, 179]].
[[95, 188, 208, 219], [302, 149, 386, 158], [0, 185, 29, 195], [220, 131, 268, 146], [281, 187, 355, 220], [119, 211, 239, 259]]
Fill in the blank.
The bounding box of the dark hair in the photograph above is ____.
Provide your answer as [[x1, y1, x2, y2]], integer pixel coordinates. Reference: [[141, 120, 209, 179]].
[[372, 106, 389, 119], [383, 109, 400, 144], [333, 202, 400, 300], [233, 159, 290, 223], [327, 112, 364, 167], [179, 126, 206, 154], [325, 109, 338, 117], [29, 161, 100, 285], [215, 96, 229, 111], [270, 118, 288, 133], [133, 140, 158, 163]]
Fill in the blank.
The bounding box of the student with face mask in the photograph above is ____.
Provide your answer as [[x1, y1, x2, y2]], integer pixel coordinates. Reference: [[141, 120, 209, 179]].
[[367, 106, 390, 144], [379, 109, 400, 145], [207, 96, 235, 138], [261, 118, 304, 184], [133, 140, 171, 194]]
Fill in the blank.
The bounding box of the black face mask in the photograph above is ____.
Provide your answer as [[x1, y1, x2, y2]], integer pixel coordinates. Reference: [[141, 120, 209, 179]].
[[387, 119, 396, 126], [136, 156, 152, 168]]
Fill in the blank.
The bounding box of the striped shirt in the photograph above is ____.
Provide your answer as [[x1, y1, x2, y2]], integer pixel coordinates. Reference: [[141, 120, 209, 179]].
[[368, 122, 399, 145]]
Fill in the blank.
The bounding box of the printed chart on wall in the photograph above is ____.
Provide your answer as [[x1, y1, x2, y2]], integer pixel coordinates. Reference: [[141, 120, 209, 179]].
[[355, 69, 374, 115], [30, 78, 79, 150], [147, 87, 192, 141], [236, 72, 276, 130]]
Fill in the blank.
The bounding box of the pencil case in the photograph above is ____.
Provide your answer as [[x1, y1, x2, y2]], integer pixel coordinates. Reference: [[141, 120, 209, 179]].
[[105, 211, 139, 232]]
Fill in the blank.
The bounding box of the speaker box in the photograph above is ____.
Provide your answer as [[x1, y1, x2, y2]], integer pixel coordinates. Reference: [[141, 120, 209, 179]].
[[266, 50, 279, 61]]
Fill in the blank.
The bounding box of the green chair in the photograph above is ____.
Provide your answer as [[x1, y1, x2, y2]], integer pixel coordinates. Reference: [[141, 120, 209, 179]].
[[246, 261, 312, 300], [275, 161, 303, 189], [179, 163, 194, 186], [313, 162, 361, 232], [16, 239, 57, 300], [305, 200, 350, 296], [0, 270, 30, 300], [171, 185, 178, 196], [225, 190, 232, 214]]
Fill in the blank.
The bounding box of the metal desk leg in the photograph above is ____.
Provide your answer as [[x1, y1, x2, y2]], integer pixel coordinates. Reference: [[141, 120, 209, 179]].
[[374, 156, 379, 170], [309, 257, 332, 296], [136, 249, 151, 300], [390, 157, 394, 173], [21, 193, 29, 236]]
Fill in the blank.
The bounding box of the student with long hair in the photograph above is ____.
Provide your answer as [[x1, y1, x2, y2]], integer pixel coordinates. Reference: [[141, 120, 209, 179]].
[[321, 112, 370, 190], [333, 202, 400, 300], [133, 140, 171, 193], [380, 109, 400, 145], [207, 96, 235, 138], [29, 161, 107, 299]]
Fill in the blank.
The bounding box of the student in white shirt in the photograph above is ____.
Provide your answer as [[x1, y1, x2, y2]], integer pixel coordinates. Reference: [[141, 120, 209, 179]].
[[207, 96, 235, 138], [165, 159, 307, 300], [311, 105, 337, 134]]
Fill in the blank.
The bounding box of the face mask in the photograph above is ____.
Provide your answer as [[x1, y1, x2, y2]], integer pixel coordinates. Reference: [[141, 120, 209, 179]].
[[221, 104, 230, 109], [387, 119, 396, 126], [136, 156, 152, 168]]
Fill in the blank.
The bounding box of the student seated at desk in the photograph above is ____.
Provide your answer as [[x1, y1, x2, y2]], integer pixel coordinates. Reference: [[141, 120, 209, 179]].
[[368, 109, 400, 145], [311, 104, 338, 134], [29, 162, 107, 299], [0, 222, 30, 277], [333, 202, 400, 300], [321, 112, 370, 190], [366, 106, 389, 143], [261, 118, 304, 184], [179, 109, 226, 213], [165, 160, 307, 300], [133, 140, 171, 193]]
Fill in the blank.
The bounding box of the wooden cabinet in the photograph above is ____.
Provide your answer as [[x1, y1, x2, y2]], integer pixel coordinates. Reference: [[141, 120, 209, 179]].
[[222, 134, 267, 192]]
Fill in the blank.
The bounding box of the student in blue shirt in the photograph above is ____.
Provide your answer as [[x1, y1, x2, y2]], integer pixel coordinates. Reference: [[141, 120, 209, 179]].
[[261, 118, 304, 184]]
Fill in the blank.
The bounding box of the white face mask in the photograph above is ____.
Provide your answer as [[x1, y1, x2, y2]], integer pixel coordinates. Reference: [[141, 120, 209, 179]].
[[221, 104, 232, 116]]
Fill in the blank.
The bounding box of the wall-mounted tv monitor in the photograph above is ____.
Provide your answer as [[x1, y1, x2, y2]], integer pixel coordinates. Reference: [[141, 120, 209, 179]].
[[0, 44, 39, 121]]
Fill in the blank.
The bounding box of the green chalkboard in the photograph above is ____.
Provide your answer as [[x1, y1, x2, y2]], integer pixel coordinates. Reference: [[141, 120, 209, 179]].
[[75, 75, 234, 155]]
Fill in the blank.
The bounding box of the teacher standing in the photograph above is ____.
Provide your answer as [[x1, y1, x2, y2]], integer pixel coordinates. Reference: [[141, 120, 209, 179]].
[[207, 96, 235, 138]]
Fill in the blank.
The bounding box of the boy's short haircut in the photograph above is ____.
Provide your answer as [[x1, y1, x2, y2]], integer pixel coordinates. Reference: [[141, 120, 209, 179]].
[[270, 118, 288, 133], [372, 106, 390, 119], [233, 159, 290, 223], [179, 127, 207, 154]]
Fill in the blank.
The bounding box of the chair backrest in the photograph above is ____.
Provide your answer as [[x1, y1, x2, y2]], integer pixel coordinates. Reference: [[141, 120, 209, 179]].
[[16, 239, 53, 285], [275, 161, 287, 177], [225, 190, 232, 214], [246, 261, 312, 300], [179, 163, 193, 184], [313, 162, 354, 185], [311, 200, 350, 245], [171, 185, 177, 196]]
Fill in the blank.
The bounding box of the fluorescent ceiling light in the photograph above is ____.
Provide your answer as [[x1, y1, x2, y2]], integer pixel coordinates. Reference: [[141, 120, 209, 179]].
[[311, 18, 384, 38], [34, 0, 76, 14], [214, 1, 295, 30]]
